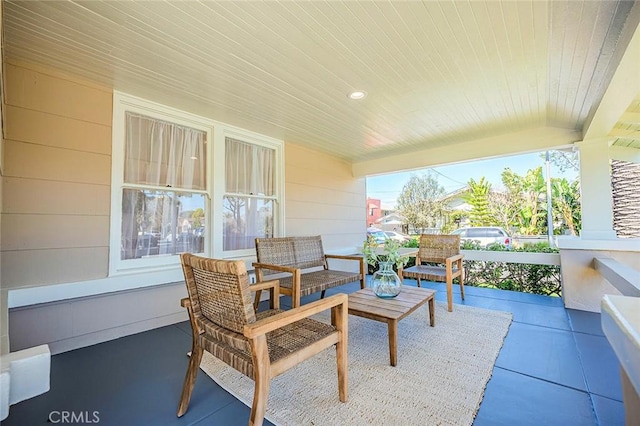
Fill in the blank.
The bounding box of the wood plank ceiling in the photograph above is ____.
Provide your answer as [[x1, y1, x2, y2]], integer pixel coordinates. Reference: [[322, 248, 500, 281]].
[[3, 0, 640, 165]]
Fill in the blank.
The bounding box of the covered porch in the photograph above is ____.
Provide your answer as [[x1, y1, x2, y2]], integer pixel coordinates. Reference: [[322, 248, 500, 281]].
[[1, 1, 639, 425]]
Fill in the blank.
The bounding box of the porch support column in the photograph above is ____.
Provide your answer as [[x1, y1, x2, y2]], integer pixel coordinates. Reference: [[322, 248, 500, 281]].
[[576, 138, 617, 240]]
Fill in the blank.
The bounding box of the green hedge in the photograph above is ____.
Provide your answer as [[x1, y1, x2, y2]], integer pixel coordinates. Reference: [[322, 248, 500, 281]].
[[461, 241, 562, 297]]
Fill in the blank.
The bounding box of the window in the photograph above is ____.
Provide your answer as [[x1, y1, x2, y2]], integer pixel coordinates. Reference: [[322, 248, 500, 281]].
[[110, 95, 212, 274], [110, 92, 283, 275], [466, 228, 485, 238], [486, 229, 504, 238], [223, 137, 276, 251], [121, 112, 207, 259]]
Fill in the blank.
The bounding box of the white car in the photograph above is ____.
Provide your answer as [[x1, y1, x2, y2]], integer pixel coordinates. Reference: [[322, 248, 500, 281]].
[[451, 227, 512, 248], [384, 231, 411, 243]]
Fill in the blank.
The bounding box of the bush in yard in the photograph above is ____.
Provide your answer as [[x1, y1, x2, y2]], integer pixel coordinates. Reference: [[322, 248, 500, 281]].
[[462, 241, 561, 296]]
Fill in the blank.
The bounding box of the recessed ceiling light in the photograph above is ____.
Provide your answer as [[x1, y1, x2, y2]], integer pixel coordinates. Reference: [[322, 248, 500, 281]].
[[348, 91, 367, 100]]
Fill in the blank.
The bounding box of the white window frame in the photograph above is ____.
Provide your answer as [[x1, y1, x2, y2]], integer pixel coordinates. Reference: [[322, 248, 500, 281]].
[[110, 92, 284, 276], [214, 128, 284, 258], [110, 92, 214, 276]]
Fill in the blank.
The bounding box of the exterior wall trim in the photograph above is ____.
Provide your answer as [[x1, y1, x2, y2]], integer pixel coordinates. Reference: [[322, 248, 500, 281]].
[[8, 282, 188, 354], [7, 267, 184, 309]]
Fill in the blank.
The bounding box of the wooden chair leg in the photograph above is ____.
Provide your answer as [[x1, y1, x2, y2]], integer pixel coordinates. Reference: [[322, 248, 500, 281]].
[[249, 336, 270, 426], [292, 271, 302, 308], [416, 278, 421, 287], [446, 277, 453, 312], [177, 345, 204, 417], [250, 375, 270, 426], [460, 264, 466, 300], [334, 303, 348, 402], [253, 290, 262, 311]]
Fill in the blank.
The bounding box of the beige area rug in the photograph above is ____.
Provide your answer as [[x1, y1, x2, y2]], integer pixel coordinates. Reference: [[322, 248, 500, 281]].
[[200, 302, 512, 426]]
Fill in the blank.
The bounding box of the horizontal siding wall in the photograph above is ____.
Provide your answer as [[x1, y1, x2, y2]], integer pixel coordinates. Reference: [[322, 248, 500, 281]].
[[1, 63, 112, 290], [284, 142, 366, 254], [2, 62, 128, 354], [2, 63, 367, 353], [9, 282, 187, 354]]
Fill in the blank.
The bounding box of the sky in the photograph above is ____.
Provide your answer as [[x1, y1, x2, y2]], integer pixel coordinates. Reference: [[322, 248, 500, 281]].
[[367, 151, 579, 210]]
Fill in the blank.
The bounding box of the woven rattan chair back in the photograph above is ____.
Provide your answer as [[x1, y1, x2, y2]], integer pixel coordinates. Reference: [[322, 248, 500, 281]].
[[255, 236, 326, 276], [181, 253, 256, 333], [418, 234, 461, 264]]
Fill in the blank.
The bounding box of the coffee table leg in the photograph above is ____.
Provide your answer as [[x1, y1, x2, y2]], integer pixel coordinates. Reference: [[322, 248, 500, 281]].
[[388, 320, 398, 367], [429, 297, 435, 327]]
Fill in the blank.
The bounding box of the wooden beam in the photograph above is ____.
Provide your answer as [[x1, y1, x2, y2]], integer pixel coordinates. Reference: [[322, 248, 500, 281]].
[[583, 17, 640, 141]]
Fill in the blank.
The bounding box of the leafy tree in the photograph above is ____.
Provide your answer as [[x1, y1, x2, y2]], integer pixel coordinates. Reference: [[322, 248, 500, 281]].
[[540, 150, 579, 173], [464, 177, 494, 226], [487, 190, 519, 232], [501, 167, 546, 235], [551, 178, 581, 235], [396, 172, 446, 234], [192, 207, 205, 228], [442, 209, 468, 234]]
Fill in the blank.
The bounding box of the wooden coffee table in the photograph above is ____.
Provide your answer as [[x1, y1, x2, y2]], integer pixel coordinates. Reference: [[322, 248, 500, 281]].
[[347, 286, 436, 366]]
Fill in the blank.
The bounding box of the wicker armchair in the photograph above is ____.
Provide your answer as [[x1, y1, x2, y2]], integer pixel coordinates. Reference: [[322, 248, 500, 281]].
[[400, 234, 465, 312], [177, 253, 348, 426]]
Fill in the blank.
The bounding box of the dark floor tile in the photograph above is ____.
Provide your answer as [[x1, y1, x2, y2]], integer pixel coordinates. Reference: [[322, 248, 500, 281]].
[[457, 283, 564, 307], [1, 325, 235, 426], [175, 320, 193, 336], [474, 367, 595, 426], [466, 295, 571, 330], [496, 322, 587, 391], [193, 400, 275, 426], [325, 281, 365, 295], [402, 279, 564, 307], [591, 394, 625, 426], [574, 333, 623, 401], [568, 309, 605, 336], [402, 281, 568, 329]]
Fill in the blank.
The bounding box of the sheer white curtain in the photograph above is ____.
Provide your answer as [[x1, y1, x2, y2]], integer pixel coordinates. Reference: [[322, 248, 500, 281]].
[[121, 113, 207, 259], [225, 138, 274, 195], [224, 138, 275, 250], [124, 112, 206, 189]]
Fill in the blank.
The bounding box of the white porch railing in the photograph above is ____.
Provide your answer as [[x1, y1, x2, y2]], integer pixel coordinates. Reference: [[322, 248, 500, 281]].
[[461, 249, 560, 266], [593, 257, 640, 297]]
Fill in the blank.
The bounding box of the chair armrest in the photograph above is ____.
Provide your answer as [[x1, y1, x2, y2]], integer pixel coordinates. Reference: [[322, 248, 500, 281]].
[[181, 297, 191, 308], [445, 254, 464, 275], [250, 279, 281, 310], [249, 279, 280, 293], [243, 293, 348, 338], [325, 254, 364, 263], [252, 262, 298, 275]]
